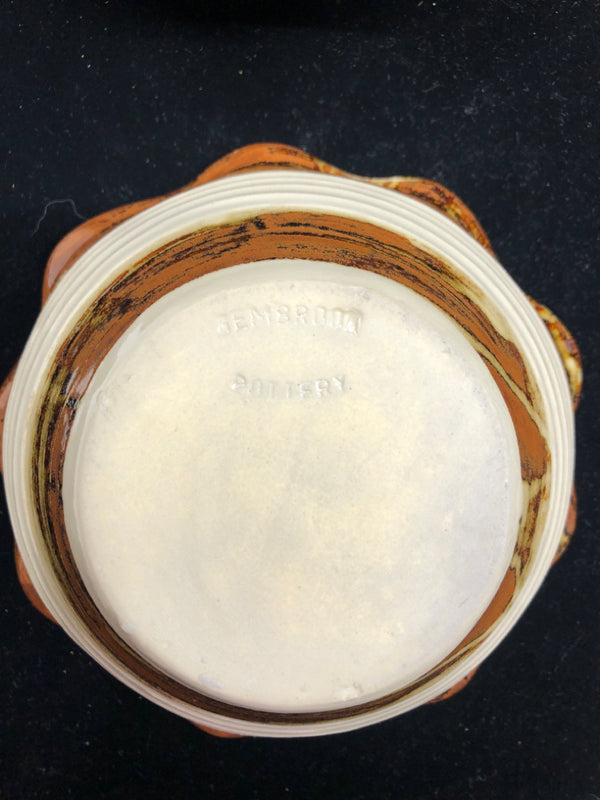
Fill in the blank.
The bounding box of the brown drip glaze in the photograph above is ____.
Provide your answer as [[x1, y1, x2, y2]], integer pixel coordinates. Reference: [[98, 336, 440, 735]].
[[41, 198, 161, 303], [190, 723, 245, 739], [2, 143, 581, 727], [428, 668, 479, 704], [188, 142, 496, 254], [37, 143, 495, 303]]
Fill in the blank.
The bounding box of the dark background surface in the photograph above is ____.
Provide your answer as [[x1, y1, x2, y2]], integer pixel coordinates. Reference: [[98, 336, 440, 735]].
[[1, 1, 599, 798]]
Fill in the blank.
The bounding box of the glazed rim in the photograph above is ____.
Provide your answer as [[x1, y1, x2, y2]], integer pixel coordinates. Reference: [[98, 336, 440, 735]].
[[4, 170, 573, 737]]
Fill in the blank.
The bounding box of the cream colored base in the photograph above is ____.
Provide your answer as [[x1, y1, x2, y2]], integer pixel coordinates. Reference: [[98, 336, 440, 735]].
[[63, 261, 521, 712]]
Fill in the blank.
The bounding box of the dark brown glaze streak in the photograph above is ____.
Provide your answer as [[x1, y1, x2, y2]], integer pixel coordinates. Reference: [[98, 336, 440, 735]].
[[191, 143, 496, 255], [31, 210, 550, 725]]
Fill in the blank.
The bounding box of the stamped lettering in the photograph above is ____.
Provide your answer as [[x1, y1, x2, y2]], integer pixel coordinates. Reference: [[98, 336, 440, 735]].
[[217, 304, 362, 336], [231, 374, 347, 400]]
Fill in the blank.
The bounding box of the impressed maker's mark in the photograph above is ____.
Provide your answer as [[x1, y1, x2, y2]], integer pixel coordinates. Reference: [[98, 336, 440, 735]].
[[217, 304, 362, 336], [231, 374, 347, 400]]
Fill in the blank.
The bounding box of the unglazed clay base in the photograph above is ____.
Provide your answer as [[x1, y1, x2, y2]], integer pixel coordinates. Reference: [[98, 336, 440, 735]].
[[63, 260, 521, 712]]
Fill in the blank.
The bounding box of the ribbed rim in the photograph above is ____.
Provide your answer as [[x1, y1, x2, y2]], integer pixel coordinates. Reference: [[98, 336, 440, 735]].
[[3, 170, 573, 736]]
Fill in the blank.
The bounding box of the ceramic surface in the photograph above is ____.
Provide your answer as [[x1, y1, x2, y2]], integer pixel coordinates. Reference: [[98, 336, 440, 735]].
[[0, 144, 581, 736]]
